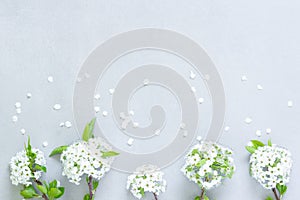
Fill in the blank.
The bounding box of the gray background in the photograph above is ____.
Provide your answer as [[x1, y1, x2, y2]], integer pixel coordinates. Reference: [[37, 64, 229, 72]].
[[0, 1, 299, 199]]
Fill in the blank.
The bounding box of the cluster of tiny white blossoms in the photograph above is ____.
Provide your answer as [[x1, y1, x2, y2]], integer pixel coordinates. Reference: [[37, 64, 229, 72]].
[[60, 137, 113, 185], [249, 145, 292, 189], [127, 165, 167, 199], [10, 148, 46, 186], [182, 141, 235, 190]]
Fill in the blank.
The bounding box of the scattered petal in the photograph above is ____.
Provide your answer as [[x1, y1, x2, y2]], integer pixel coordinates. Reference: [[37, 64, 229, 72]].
[[224, 126, 230, 132], [16, 108, 22, 114], [47, 76, 54, 83], [196, 136, 202, 141], [102, 111, 108, 117], [20, 128, 26, 135], [191, 86, 196, 93], [266, 128, 272, 135], [129, 110, 135, 116], [26, 93, 32, 99], [120, 112, 126, 119], [65, 121, 72, 128], [94, 94, 101, 100], [154, 129, 161, 136], [257, 84, 263, 90], [288, 100, 293, 108], [94, 106, 100, 113], [109, 88, 115, 95], [76, 77, 82, 83], [244, 117, 253, 124], [133, 122, 139, 128], [127, 138, 134, 146], [190, 71, 196, 80], [143, 79, 150, 86], [15, 102, 21, 108], [183, 130, 188, 137], [59, 122, 65, 127], [12, 115, 18, 123], [198, 98, 204, 104], [53, 104, 61, 110], [42, 141, 48, 147], [180, 122, 186, 129], [241, 75, 248, 82], [256, 130, 262, 137]]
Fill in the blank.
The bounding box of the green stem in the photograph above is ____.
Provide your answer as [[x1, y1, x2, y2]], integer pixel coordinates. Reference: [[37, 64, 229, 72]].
[[87, 176, 94, 199], [200, 188, 205, 200], [272, 188, 280, 200]]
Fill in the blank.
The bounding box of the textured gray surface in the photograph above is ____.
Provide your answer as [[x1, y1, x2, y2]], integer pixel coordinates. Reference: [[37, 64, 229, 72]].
[[0, 1, 300, 200]]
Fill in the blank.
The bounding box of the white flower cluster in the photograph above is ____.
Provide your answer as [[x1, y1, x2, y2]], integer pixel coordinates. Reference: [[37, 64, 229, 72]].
[[60, 137, 113, 185], [127, 165, 167, 199], [10, 148, 46, 186], [249, 145, 292, 189], [182, 141, 235, 190]]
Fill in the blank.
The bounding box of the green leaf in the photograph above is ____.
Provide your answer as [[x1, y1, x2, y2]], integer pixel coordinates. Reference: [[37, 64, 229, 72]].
[[36, 184, 48, 194], [265, 196, 273, 200], [55, 187, 65, 198], [204, 195, 209, 200], [49, 146, 69, 157], [35, 164, 47, 172], [92, 180, 99, 190], [276, 184, 287, 196], [251, 140, 265, 148], [268, 139, 272, 147], [139, 187, 145, 197], [49, 188, 62, 198], [101, 151, 119, 158], [49, 180, 57, 189], [82, 118, 96, 141], [83, 194, 90, 200], [20, 185, 39, 198], [245, 146, 256, 154], [27, 137, 32, 152], [194, 196, 200, 200]]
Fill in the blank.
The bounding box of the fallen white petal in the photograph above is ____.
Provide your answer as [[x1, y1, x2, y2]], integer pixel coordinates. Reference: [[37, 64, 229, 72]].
[[53, 104, 62, 110], [183, 131, 188, 137], [127, 138, 134, 146], [109, 88, 115, 94], [47, 76, 54, 83], [241, 75, 248, 82], [180, 122, 186, 129], [94, 106, 101, 113], [224, 126, 230, 131], [15, 102, 21, 108], [288, 100, 293, 107], [42, 141, 48, 147], [129, 110, 135, 116], [257, 84, 263, 90], [59, 122, 65, 127], [256, 130, 262, 137], [266, 128, 272, 134], [94, 94, 101, 100], [26, 93, 32, 99], [12, 115, 18, 123], [16, 108, 22, 114], [20, 129, 26, 135], [65, 121, 72, 128], [196, 136, 202, 141], [190, 71, 196, 80], [191, 87, 196, 93], [102, 111, 108, 117], [143, 79, 150, 86], [244, 117, 253, 124], [154, 129, 161, 136], [132, 122, 139, 128], [198, 98, 204, 104]]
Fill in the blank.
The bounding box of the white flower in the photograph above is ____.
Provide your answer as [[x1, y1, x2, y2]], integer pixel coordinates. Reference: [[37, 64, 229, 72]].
[[182, 141, 235, 190], [249, 145, 292, 189], [60, 137, 114, 185], [127, 165, 167, 199], [10, 148, 46, 186]]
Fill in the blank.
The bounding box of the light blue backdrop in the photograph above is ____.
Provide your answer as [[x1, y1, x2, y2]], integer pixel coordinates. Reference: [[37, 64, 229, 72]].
[[0, 1, 299, 199]]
